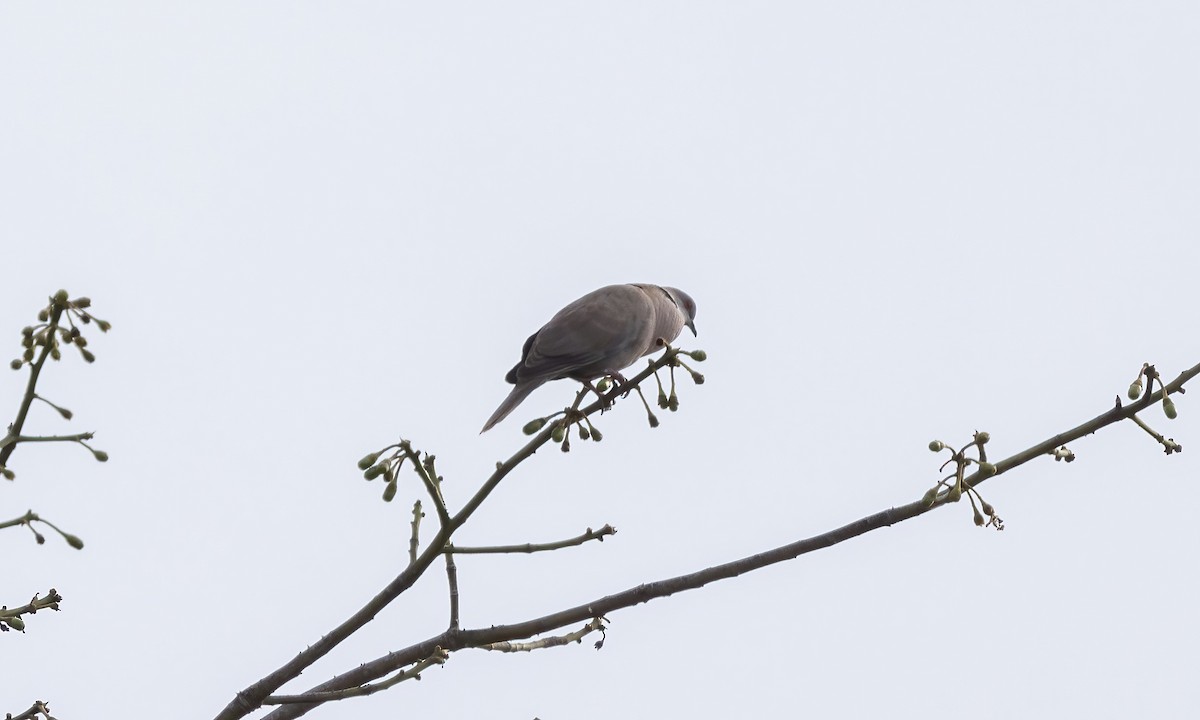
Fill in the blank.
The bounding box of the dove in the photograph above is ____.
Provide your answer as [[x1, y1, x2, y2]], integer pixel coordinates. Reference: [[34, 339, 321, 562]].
[[480, 283, 698, 433]]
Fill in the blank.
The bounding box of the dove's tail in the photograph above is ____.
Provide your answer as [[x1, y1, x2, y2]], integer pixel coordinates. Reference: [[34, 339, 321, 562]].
[[480, 381, 541, 433]]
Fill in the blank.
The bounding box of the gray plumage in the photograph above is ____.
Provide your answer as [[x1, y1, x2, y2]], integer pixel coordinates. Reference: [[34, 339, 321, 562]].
[[481, 283, 698, 433]]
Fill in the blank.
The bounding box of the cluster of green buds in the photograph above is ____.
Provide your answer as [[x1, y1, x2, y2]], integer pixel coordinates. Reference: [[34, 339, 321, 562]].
[[642, 348, 707, 428], [358, 439, 449, 507], [1126, 362, 1184, 455], [360, 440, 410, 502], [519, 346, 708, 449], [524, 415, 604, 453], [10, 290, 111, 371], [1128, 362, 1179, 420], [921, 430, 1004, 529]]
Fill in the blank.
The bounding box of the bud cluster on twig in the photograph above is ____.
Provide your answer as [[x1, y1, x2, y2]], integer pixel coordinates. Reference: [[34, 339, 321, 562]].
[[533, 345, 707, 451], [1126, 363, 1184, 454], [922, 430, 1005, 530], [10, 290, 110, 371]]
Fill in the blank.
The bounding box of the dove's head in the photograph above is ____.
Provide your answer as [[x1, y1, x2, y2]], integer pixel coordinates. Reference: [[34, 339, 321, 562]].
[[663, 287, 698, 336]]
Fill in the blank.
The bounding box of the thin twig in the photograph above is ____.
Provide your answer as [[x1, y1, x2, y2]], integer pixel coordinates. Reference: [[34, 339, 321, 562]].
[[1129, 413, 1182, 453], [0, 509, 37, 532], [4, 432, 94, 447], [446, 525, 616, 554], [405, 443, 449, 526], [408, 500, 423, 566], [263, 648, 449, 705], [444, 552, 460, 631], [0, 302, 64, 466], [477, 618, 605, 653]]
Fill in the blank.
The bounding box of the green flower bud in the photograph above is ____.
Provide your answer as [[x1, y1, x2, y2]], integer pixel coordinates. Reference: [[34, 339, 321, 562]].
[[37, 309, 49, 322], [921, 487, 938, 506], [21, 326, 33, 338], [50, 346, 61, 361], [52, 289, 69, 304], [551, 424, 566, 443], [690, 371, 705, 384], [357, 452, 382, 470], [1, 466, 14, 480], [96, 319, 112, 332], [80, 348, 96, 363], [974, 431, 990, 445], [522, 418, 547, 435], [647, 413, 660, 428], [9, 359, 22, 370], [92, 449, 109, 462], [667, 393, 679, 412], [946, 485, 962, 502], [1163, 396, 1178, 419], [22, 348, 34, 362], [382, 480, 398, 502], [977, 462, 997, 477], [928, 440, 945, 452], [64, 533, 85, 550], [560, 434, 571, 452], [74, 335, 87, 348], [657, 391, 669, 409], [578, 425, 590, 440], [4, 615, 25, 632], [590, 427, 603, 442], [688, 350, 707, 361], [363, 463, 387, 480], [71, 297, 92, 308], [973, 509, 985, 526], [1128, 381, 1143, 401], [981, 501, 995, 517]]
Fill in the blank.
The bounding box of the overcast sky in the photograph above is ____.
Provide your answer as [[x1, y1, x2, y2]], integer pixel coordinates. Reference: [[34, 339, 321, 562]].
[[3, 3, 1199, 719]]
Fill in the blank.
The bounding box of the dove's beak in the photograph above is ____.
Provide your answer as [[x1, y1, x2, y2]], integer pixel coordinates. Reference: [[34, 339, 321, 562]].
[[686, 319, 697, 336]]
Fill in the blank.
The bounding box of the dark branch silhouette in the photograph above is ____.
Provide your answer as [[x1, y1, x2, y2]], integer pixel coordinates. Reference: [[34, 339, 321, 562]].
[[213, 347, 1197, 719]]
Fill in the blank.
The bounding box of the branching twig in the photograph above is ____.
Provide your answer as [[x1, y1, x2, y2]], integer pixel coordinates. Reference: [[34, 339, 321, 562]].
[[215, 349, 689, 720], [246, 360, 1200, 720], [0, 510, 84, 549]]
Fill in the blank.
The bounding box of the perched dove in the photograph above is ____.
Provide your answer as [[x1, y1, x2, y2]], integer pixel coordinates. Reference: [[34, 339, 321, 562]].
[[481, 283, 698, 433]]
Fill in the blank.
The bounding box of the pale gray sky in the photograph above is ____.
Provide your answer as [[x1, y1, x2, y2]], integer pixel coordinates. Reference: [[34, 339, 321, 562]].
[[3, 3, 1198, 719]]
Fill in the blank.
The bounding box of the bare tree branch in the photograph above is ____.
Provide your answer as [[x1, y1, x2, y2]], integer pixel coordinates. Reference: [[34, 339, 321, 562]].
[[242, 359, 1199, 720], [213, 349, 692, 720]]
